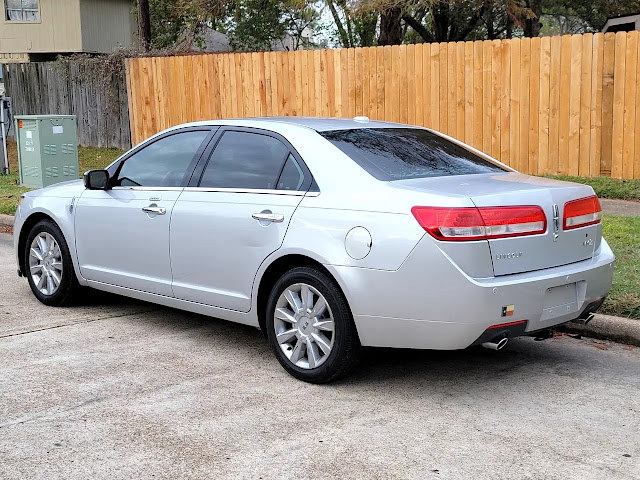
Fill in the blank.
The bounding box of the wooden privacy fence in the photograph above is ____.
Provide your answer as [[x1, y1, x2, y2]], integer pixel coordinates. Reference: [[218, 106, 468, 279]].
[[3, 61, 131, 150], [126, 31, 640, 179]]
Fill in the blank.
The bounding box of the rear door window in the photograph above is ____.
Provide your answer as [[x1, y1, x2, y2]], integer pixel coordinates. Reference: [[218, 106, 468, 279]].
[[277, 154, 305, 191], [199, 131, 290, 190], [321, 128, 506, 180]]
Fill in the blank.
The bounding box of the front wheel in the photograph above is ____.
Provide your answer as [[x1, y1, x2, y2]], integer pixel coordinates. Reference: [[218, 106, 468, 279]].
[[266, 267, 361, 383], [25, 219, 80, 306]]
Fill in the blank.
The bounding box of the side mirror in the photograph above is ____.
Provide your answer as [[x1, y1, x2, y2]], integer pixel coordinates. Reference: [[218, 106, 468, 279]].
[[83, 170, 110, 190]]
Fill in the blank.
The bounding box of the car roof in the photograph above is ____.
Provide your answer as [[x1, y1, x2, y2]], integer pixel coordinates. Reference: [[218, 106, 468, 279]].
[[171, 117, 408, 133]]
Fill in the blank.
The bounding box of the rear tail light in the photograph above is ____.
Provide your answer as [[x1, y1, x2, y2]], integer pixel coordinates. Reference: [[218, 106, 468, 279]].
[[411, 205, 547, 241], [563, 195, 602, 230]]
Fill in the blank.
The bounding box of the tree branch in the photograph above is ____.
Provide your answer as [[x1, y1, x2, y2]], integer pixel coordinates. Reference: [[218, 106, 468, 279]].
[[326, 0, 350, 47], [452, 3, 487, 41], [401, 14, 435, 43]]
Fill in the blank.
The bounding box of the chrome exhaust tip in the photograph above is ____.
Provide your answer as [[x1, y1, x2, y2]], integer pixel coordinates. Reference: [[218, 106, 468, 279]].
[[482, 337, 508, 351], [571, 313, 595, 325]]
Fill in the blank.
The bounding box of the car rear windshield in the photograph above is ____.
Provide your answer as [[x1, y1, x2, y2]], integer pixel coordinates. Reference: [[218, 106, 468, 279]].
[[321, 128, 506, 180]]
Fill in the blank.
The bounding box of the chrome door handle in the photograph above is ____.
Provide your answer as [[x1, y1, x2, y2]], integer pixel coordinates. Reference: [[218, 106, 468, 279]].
[[142, 206, 166, 215], [252, 212, 284, 223]]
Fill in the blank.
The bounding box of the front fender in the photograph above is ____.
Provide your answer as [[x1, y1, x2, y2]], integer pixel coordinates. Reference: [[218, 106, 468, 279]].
[[15, 195, 88, 286]]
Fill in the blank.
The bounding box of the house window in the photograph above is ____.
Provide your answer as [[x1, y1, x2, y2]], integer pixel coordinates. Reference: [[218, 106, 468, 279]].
[[5, 0, 39, 21]]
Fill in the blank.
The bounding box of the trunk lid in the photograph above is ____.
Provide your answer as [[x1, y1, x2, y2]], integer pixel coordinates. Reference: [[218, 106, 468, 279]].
[[393, 173, 602, 276]]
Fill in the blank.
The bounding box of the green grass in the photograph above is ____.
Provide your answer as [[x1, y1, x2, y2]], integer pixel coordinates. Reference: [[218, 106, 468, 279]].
[[0, 140, 124, 215], [545, 175, 640, 201], [601, 214, 640, 319]]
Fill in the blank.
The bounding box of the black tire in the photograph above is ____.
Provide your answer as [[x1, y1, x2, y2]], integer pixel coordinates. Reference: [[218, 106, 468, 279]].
[[266, 266, 361, 383], [24, 219, 80, 307]]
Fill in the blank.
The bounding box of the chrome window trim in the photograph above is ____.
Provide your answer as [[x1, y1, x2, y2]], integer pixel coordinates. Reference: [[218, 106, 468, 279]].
[[181, 187, 307, 196], [110, 186, 185, 192]]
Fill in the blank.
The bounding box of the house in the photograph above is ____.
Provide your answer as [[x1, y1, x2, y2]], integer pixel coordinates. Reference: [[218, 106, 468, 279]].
[[602, 13, 640, 33], [0, 0, 135, 63]]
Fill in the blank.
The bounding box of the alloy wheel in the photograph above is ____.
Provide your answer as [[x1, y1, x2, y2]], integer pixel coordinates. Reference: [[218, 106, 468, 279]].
[[29, 232, 64, 296], [273, 283, 335, 369]]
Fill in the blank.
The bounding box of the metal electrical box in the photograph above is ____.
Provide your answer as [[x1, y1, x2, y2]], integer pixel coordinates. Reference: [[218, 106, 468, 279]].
[[15, 115, 79, 188]]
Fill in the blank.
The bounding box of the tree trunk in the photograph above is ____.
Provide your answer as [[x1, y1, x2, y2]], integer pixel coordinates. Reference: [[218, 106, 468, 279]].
[[327, 0, 351, 47], [523, 0, 542, 37], [137, 0, 151, 51], [378, 7, 402, 46], [506, 14, 513, 39]]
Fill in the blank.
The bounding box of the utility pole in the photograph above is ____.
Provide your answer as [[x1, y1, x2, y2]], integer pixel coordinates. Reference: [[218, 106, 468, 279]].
[[0, 64, 8, 175], [137, 0, 152, 51]]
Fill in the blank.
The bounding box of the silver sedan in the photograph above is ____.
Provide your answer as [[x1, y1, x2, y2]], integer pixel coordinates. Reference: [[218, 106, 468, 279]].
[[14, 117, 614, 382]]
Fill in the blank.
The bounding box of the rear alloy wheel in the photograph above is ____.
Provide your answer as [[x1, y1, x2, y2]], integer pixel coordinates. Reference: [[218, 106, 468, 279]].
[[266, 267, 360, 383], [25, 220, 80, 306]]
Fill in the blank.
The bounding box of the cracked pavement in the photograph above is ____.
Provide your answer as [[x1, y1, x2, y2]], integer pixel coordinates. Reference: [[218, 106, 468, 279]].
[[0, 233, 639, 479]]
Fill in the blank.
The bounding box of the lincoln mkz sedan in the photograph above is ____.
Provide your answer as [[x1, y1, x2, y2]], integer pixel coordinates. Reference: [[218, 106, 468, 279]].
[[14, 117, 614, 382]]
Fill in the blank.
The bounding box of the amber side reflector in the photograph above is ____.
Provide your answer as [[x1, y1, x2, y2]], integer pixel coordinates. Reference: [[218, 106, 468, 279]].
[[18, 120, 23, 128]]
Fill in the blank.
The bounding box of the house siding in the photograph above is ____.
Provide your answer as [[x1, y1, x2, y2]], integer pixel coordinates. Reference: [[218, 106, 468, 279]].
[[0, 0, 133, 58], [0, 0, 83, 55], [79, 0, 134, 53]]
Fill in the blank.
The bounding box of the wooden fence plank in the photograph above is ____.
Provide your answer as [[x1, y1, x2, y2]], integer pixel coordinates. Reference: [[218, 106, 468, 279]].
[[384, 46, 393, 122], [406, 44, 416, 125], [558, 35, 572, 174], [456, 41, 465, 140], [340, 48, 349, 117], [578, 34, 593, 176], [529, 37, 541, 175], [636, 35, 640, 179], [568, 35, 582, 176], [398, 45, 408, 124], [447, 42, 457, 136], [472, 41, 483, 150], [464, 41, 474, 145], [601, 33, 616, 175], [538, 36, 551, 174], [589, 34, 604, 177], [482, 40, 492, 154], [498, 40, 509, 162], [439, 43, 448, 134], [421, 44, 430, 128], [520, 38, 531, 173], [611, 32, 627, 178], [413, 45, 423, 126], [622, 32, 637, 179], [354, 48, 363, 116], [548, 35, 562, 174], [375, 46, 385, 120], [430, 43, 440, 129]]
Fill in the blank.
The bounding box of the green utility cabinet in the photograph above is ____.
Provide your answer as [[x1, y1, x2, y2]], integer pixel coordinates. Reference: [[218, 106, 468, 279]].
[[15, 115, 79, 188]]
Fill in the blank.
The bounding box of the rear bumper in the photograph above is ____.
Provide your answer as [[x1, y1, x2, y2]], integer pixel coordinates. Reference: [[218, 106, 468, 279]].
[[329, 238, 615, 350]]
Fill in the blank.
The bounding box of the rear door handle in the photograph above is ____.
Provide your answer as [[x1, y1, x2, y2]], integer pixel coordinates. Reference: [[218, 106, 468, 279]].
[[142, 206, 166, 215], [252, 212, 284, 223]]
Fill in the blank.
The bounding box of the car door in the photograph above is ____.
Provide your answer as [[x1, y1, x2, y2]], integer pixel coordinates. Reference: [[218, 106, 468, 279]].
[[75, 128, 213, 296], [170, 128, 313, 312]]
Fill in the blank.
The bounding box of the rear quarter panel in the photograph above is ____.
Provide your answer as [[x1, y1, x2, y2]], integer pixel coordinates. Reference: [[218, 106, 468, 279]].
[[283, 196, 426, 271]]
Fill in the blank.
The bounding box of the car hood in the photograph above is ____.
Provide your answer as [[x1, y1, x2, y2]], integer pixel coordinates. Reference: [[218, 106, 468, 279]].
[[25, 179, 85, 198]]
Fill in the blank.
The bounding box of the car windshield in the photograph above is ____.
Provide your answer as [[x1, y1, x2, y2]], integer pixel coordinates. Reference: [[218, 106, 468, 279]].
[[321, 128, 506, 180]]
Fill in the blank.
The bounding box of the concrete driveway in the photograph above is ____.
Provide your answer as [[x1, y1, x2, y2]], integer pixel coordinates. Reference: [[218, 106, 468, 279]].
[[1, 233, 639, 479]]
